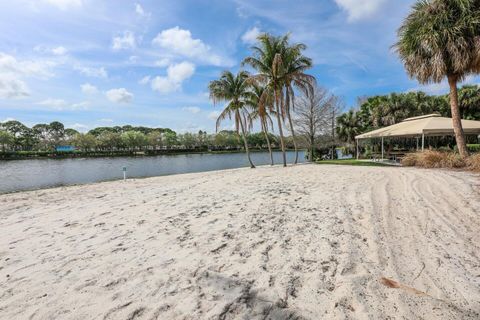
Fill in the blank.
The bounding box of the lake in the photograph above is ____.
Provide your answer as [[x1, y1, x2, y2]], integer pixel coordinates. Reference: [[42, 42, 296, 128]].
[[0, 150, 305, 193]]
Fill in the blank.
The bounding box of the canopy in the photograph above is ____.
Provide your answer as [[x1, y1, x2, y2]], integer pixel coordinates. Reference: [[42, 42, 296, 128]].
[[355, 114, 480, 140]]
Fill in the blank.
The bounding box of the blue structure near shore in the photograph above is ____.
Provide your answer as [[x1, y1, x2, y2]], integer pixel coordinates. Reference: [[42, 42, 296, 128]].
[[56, 146, 76, 152]]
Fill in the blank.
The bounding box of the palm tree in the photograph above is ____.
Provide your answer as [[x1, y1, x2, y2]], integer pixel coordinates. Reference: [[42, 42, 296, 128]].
[[243, 33, 290, 167], [209, 70, 255, 168], [336, 110, 362, 157], [246, 82, 275, 165], [394, 0, 480, 158], [282, 42, 316, 164]]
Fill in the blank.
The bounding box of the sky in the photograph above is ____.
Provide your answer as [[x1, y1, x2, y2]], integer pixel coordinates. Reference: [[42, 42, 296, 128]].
[[0, 0, 476, 133]]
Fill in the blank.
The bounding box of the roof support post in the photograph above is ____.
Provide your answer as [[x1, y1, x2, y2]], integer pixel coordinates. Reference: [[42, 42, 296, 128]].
[[381, 137, 384, 161], [416, 137, 419, 151], [421, 133, 425, 151]]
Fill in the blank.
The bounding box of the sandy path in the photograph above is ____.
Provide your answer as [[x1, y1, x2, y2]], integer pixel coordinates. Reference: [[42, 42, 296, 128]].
[[0, 164, 479, 319]]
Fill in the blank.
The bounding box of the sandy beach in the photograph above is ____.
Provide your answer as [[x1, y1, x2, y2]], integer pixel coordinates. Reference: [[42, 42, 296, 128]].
[[0, 164, 479, 319]]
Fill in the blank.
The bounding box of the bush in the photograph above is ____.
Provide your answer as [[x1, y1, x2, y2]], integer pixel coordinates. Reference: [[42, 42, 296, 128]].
[[467, 144, 480, 153], [401, 150, 479, 170], [467, 153, 480, 172]]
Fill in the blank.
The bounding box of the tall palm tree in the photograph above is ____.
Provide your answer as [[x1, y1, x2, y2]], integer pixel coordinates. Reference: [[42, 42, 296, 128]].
[[395, 0, 480, 158], [243, 33, 290, 167], [246, 83, 275, 165], [209, 70, 255, 168], [282, 43, 316, 164]]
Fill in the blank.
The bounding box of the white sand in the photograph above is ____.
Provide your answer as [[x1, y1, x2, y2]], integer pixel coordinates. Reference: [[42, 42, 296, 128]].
[[0, 164, 479, 319]]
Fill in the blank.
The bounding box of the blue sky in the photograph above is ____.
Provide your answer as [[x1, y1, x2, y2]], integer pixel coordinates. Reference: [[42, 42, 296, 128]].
[[0, 0, 474, 133]]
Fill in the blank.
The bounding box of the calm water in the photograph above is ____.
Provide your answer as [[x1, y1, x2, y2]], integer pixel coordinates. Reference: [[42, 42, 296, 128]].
[[0, 150, 305, 193]]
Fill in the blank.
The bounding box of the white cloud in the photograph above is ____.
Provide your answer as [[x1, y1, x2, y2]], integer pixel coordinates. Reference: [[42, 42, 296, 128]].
[[208, 111, 220, 121], [99, 118, 114, 123], [139, 76, 151, 85], [43, 0, 83, 10], [152, 27, 227, 66], [182, 106, 201, 114], [0, 52, 54, 79], [1, 117, 16, 123], [154, 58, 170, 67], [150, 61, 195, 94], [0, 52, 55, 98], [242, 27, 261, 44], [81, 83, 98, 95], [74, 65, 108, 78], [0, 76, 29, 99], [37, 98, 67, 109], [70, 123, 88, 132], [135, 3, 150, 17], [51, 46, 68, 55], [112, 31, 136, 50], [70, 101, 90, 109], [37, 98, 90, 110], [106, 88, 134, 104], [334, 0, 386, 22], [34, 45, 68, 56]]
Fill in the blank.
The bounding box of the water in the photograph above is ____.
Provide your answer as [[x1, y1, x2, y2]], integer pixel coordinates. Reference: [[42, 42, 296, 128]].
[[0, 150, 305, 193]]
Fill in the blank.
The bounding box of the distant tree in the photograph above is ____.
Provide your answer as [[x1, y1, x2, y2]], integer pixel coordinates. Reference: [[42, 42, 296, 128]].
[[97, 132, 123, 150], [71, 133, 97, 151], [147, 131, 163, 149], [336, 110, 362, 156], [395, 0, 480, 158], [294, 86, 335, 161], [32, 124, 51, 150], [163, 131, 177, 148], [0, 130, 14, 152], [64, 129, 80, 142], [121, 131, 147, 151], [48, 121, 65, 146]]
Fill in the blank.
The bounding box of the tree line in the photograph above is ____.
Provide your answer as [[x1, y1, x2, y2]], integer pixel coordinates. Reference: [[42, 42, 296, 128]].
[[0, 120, 301, 154], [336, 85, 480, 145]]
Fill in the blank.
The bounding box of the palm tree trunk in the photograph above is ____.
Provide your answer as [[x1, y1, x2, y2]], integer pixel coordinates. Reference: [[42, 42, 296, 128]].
[[237, 111, 255, 168], [286, 88, 298, 164], [275, 88, 287, 167], [262, 119, 274, 165], [448, 75, 469, 158]]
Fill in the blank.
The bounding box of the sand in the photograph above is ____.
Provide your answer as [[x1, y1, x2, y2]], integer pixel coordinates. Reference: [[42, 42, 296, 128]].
[[0, 164, 479, 319]]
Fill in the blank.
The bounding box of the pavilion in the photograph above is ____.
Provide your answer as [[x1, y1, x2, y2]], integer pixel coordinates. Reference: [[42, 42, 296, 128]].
[[355, 114, 480, 160]]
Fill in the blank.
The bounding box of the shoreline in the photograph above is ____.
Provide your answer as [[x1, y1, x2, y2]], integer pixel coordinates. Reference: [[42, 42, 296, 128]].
[[0, 148, 301, 161]]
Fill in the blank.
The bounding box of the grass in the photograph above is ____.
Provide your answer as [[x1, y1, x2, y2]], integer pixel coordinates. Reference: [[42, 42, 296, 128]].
[[315, 159, 394, 167]]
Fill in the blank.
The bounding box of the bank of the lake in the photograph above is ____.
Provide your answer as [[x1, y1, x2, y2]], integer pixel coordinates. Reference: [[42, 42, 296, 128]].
[[0, 150, 305, 193]]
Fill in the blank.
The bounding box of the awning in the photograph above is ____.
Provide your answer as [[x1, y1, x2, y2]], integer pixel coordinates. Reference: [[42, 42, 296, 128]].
[[355, 114, 480, 140]]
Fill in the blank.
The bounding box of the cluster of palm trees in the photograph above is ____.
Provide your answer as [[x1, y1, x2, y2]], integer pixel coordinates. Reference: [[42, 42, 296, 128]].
[[208, 33, 315, 168]]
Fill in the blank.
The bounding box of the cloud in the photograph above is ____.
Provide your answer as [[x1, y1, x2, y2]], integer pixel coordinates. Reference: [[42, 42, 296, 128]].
[[106, 88, 134, 104], [182, 106, 201, 114], [152, 27, 227, 66], [70, 123, 88, 132], [74, 65, 108, 78], [37, 98, 89, 110], [154, 58, 170, 67], [81, 83, 98, 95], [34, 45, 68, 56], [0, 52, 55, 98], [242, 27, 261, 44], [151, 61, 195, 94], [112, 31, 136, 50], [1, 117, 16, 123], [208, 111, 220, 121], [0, 76, 29, 99], [99, 118, 114, 123], [135, 3, 150, 18], [139, 76, 151, 85], [0, 52, 54, 79], [43, 0, 83, 10], [334, 0, 386, 22]]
